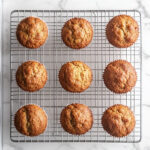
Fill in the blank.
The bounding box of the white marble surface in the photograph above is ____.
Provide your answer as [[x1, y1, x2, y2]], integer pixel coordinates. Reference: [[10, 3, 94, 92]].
[[2, 0, 150, 149]]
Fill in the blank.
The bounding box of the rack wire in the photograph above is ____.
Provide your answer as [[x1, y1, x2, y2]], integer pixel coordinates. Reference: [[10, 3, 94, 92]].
[[10, 10, 142, 142]]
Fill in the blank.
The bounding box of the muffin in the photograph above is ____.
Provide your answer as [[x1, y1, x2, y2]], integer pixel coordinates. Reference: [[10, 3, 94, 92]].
[[102, 104, 135, 137], [103, 60, 137, 93], [61, 18, 93, 49], [60, 103, 93, 135], [16, 61, 47, 92], [106, 15, 139, 48], [59, 61, 93, 92], [14, 104, 47, 136], [16, 17, 48, 49]]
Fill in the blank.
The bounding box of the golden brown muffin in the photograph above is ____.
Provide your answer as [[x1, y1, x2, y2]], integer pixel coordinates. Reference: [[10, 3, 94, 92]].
[[59, 61, 93, 92], [61, 18, 93, 49], [14, 104, 48, 136], [16, 61, 47, 92], [102, 104, 135, 137], [103, 60, 137, 93], [106, 15, 139, 48], [60, 103, 93, 135], [16, 17, 48, 49]]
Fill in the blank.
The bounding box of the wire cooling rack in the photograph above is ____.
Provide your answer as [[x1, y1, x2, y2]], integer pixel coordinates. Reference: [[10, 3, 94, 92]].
[[10, 10, 142, 143]]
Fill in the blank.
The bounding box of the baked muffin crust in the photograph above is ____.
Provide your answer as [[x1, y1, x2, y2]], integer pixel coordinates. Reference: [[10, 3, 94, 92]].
[[14, 104, 47, 136], [59, 61, 93, 92], [106, 15, 139, 48], [102, 104, 135, 137], [103, 60, 137, 93], [60, 103, 93, 135], [16, 61, 47, 92], [61, 18, 93, 49], [16, 17, 48, 49]]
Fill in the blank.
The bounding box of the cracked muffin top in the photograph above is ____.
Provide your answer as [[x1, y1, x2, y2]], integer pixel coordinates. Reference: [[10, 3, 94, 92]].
[[102, 104, 135, 137], [103, 60, 137, 93], [59, 61, 93, 92], [14, 104, 47, 136], [61, 18, 93, 49], [16, 17, 48, 49], [106, 15, 139, 48], [16, 61, 47, 92], [60, 103, 93, 135]]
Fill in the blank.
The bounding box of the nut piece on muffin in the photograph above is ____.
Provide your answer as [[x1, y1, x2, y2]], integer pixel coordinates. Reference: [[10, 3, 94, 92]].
[[106, 15, 139, 48], [61, 18, 93, 49], [16, 61, 47, 92], [102, 104, 136, 137], [16, 17, 48, 49], [14, 104, 47, 136], [103, 60, 137, 93], [59, 61, 93, 92], [60, 103, 93, 135]]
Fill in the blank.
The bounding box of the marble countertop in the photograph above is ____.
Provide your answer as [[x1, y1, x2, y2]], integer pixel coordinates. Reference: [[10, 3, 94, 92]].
[[2, 0, 150, 149]]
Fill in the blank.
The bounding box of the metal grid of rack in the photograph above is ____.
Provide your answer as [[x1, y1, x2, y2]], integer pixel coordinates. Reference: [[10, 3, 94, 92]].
[[10, 10, 142, 142]]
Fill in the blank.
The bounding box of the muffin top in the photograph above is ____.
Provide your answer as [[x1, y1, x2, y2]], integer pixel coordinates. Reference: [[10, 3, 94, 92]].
[[106, 15, 139, 48], [14, 104, 47, 136], [102, 104, 135, 137], [60, 103, 93, 135], [61, 18, 93, 49], [103, 60, 137, 93], [59, 61, 93, 92], [16, 61, 47, 92], [16, 17, 48, 49]]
